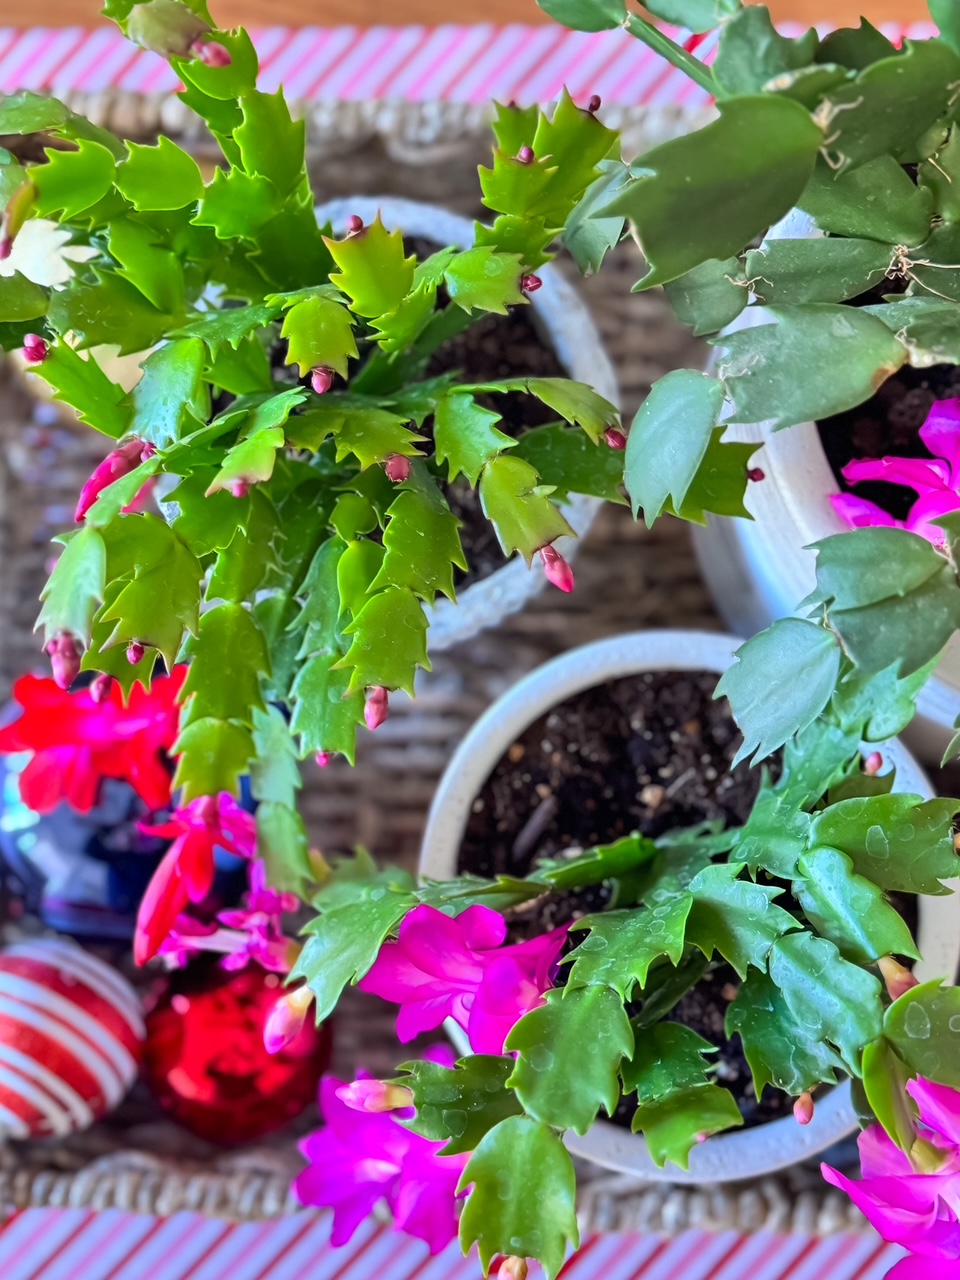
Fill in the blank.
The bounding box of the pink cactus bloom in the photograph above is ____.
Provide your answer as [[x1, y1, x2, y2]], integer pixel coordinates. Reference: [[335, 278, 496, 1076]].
[[358, 903, 568, 1054], [539, 543, 575, 593], [831, 398, 960, 548], [295, 1073, 468, 1251], [822, 1077, 960, 1269], [75, 437, 153, 522]]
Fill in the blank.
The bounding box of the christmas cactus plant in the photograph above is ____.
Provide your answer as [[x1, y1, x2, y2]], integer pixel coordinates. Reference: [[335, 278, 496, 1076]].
[[0, 1, 625, 910]]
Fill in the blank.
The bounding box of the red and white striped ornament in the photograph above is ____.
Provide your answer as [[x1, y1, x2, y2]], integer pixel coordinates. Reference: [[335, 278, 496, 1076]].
[[0, 938, 144, 1139]]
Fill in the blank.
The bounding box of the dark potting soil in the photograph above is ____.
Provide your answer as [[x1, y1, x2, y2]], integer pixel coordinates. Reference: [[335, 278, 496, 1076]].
[[458, 670, 796, 1125], [818, 363, 960, 521]]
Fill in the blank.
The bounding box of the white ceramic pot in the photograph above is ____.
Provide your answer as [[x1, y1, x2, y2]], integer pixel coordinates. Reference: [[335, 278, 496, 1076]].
[[420, 628, 960, 1184], [692, 210, 960, 763], [315, 196, 619, 653]]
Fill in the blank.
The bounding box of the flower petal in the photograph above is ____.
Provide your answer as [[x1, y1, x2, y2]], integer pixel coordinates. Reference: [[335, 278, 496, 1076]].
[[859, 1124, 914, 1179], [908, 1078, 960, 1150], [455, 904, 508, 952], [831, 492, 900, 531], [921, 398, 960, 484], [842, 456, 951, 493]]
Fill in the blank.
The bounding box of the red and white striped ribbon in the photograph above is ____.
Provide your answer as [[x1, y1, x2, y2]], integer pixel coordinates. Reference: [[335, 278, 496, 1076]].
[[0, 1209, 907, 1280], [0, 23, 936, 105]]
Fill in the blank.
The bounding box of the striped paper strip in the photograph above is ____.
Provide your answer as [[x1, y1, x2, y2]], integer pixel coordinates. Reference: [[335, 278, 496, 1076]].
[[0, 23, 937, 105], [0, 1210, 908, 1280]]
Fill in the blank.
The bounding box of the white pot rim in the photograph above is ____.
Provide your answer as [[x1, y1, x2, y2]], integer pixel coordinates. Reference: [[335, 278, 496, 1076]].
[[420, 628, 960, 1183], [314, 196, 618, 653]]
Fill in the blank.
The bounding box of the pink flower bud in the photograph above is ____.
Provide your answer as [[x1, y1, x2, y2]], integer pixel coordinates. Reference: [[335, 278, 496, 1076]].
[[539, 544, 575, 593], [46, 632, 82, 689], [336, 1079, 414, 1113], [346, 215, 364, 234], [384, 454, 412, 483], [879, 956, 919, 1002], [794, 1092, 814, 1126], [89, 673, 113, 704], [22, 333, 48, 365], [604, 427, 627, 450], [229, 479, 251, 499], [499, 1259, 529, 1280], [0, 236, 11, 261], [75, 437, 149, 522], [315, 752, 333, 768], [310, 365, 335, 395], [517, 145, 534, 165], [521, 274, 542, 293], [587, 94, 601, 113], [864, 751, 883, 777], [264, 985, 314, 1054], [126, 641, 146, 665], [747, 467, 765, 483], [365, 685, 390, 731], [189, 36, 232, 67], [140, 442, 158, 461]]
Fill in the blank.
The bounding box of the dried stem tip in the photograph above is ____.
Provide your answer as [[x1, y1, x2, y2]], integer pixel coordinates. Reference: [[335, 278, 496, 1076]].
[[879, 955, 919, 1002], [126, 641, 146, 665], [346, 214, 364, 234], [521, 274, 542, 293], [516, 145, 535, 165], [189, 36, 232, 67], [604, 427, 627, 450], [365, 685, 390, 731], [45, 632, 82, 690], [794, 1092, 815, 1126], [22, 333, 49, 365], [384, 454, 412, 483], [310, 365, 335, 395], [747, 467, 765, 483], [539, 544, 575, 593], [89, 673, 113, 704], [587, 94, 601, 113]]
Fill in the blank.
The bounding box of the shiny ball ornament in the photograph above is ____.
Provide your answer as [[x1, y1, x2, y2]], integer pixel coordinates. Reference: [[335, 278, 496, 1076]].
[[0, 938, 144, 1138], [143, 964, 332, 1144]]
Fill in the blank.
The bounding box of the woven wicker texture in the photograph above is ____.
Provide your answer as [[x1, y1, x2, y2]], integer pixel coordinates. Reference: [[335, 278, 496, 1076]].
[[0, 100, 867, 1234]]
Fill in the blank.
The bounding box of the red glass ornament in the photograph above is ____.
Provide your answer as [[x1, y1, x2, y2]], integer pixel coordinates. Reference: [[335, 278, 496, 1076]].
[[143, 964, 331, 1143]]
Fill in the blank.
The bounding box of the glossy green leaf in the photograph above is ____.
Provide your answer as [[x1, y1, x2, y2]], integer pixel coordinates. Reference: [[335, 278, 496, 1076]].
[[725, 969, 845, 1097], [733, 779, 813, 878], [116, 136, 203, 211], [625, 369, 724, 523], [128, 338, 207, 447], [884, 981, 960, 1087], [371, 284, 438, 354], [713, 6, 817, 97], [686, 863, 798, 978], [280, 295, 357, 378], [293, 889, 416, 1022], [337, 539, 385, 616], [396, 1056, 523, 1156], [716, 305, 906, 430], [745, 238, 894, 306], [209, 427, 284, 493], [47, 269, 167, 355], [808, 794, 960, 896], [443, 248, 524, 314], [82, 456, 161, 528], [506, 986, 633, 1134], [178, 603, 267, 727], [794, 846, 918, 965], [337, 585, 430, 695], [521, 378, 619, 443], [816, 18, 897, 70], [565, 896, 692, 998], [0, 272, 47, 323], [458, 1117, 578, 1280], [767, 63, 854, 108], [256, 800, 312, 896], [798, 155, 934, 245], [716, 619, 842, 766], [249, 703, 302, 808], [479, 454, 574, 562], [528, 88, 620, 216], [808, 526, 945, 611], [205, 332, 273, 393], [536, 832, 658, 891], [172, 26, 259, 100], [605, 97, 822, 289], [333, 408, 424, 471], [434, 392, 515, 487], [192, 167, 281, 240], [919, 125, 960, 223], [818, 41, 960, 173], [513, 423, 625, 504], [106, 217, 185, 316], [36, 526, 106, 647], [371, 484, 465, 604], [831, 565, 960, 677], [668, 429, 754, 524], [868, 300, 960, 369], [171, 716, 254, 800], [622, 1023, 717, 1098], [325, 215, 415, 319], [32, 140, 116, 219], [235, 89, 305, 196], [662, 257, 746, 337], [768, 932, 884, 1073], [562, 160, 629, 275], [643, 0, 739, 32], [930, 0, 960, 56], [290, 652, 366, 765], [536, 0, 626, 32], [861, 1037, 916, 1151]]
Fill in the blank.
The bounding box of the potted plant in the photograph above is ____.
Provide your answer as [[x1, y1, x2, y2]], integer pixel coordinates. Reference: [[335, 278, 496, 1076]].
[[0, 0, 626, 932], [286, 629, 960, 1275]]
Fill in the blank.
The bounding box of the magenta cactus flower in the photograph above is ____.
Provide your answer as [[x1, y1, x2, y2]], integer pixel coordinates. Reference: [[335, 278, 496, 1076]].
[[831, 399, 960, 547], [295, 1073, 468, 1251], [75, 437, 153, 522], [358, 903, 568, 1054], [822, 1077, 960, 1275]]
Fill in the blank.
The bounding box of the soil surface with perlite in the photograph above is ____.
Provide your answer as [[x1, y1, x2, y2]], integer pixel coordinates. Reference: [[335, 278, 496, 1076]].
[[458, 669, 792, 1127]]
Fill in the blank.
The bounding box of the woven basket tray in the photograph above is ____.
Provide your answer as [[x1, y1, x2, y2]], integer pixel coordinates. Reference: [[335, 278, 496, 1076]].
[[0, 97, 866, 1235]]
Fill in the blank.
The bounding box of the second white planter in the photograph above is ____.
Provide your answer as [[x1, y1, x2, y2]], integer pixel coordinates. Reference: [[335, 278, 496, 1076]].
[[420, 628, 960, 1184]]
